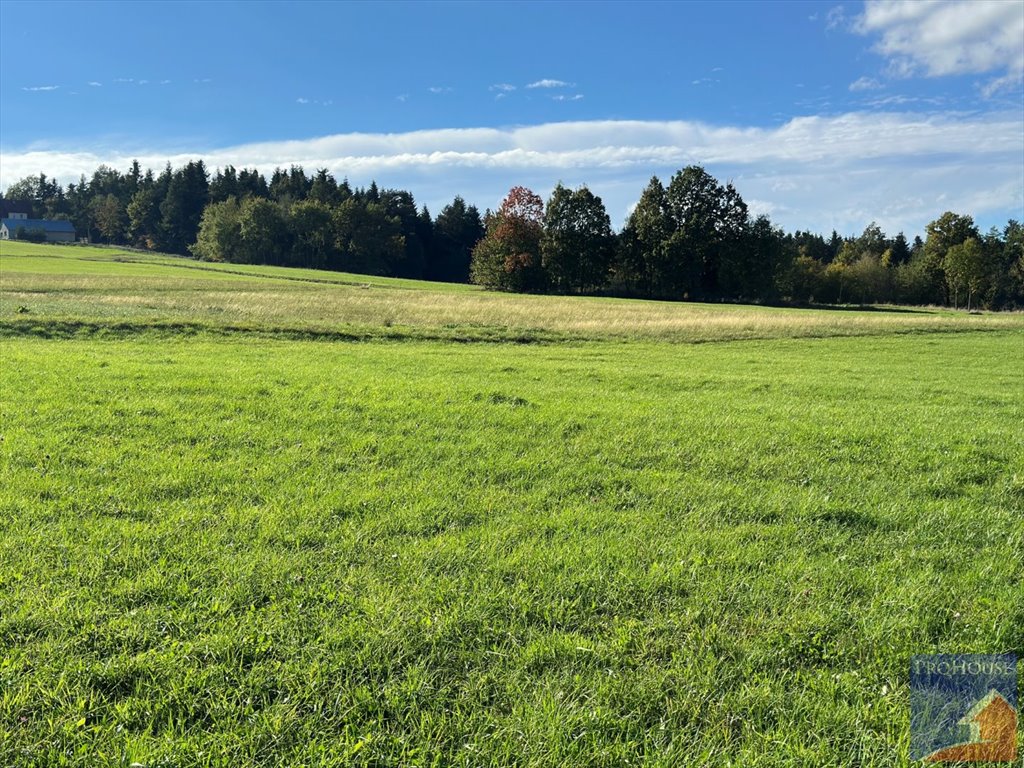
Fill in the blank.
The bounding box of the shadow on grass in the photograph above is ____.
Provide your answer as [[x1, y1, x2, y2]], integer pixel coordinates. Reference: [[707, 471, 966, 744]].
[[0, 317, 565, 345]]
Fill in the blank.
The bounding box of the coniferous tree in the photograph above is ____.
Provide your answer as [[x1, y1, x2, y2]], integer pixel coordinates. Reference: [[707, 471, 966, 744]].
[[66, 175, 94, 239], [209, 166, 240, 203], [888, 232, 911, 266], [158, 161, 209, 254], [428, 196, 484, 282], [1002, 220, 1024, 307], [381, 189, 426, 278], [127, 160, 142, 197], [416, 205, 434, 272], [337, 179, 354, 205], [238, 168, 270, 199], [309, 169, 341, 206]]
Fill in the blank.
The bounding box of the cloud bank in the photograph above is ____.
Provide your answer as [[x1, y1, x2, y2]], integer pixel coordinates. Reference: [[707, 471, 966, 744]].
[[856, 0, 1024, 94], [2, 113, 1021, 235]]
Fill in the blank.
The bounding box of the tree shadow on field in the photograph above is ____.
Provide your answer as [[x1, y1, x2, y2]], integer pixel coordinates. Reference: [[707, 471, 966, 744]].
[[790, 302, 938, 315]]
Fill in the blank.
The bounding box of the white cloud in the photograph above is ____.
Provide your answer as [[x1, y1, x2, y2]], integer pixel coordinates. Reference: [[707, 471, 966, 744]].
[[296, 98, 310, 104], [746, 198, 778, 218], [428, 86, 453, 94], [1, 112, 1020, 234], [22, 85, 59, 92], [160, 80, 171, 85], [552, 94, 584, 102], [981, 72, 1022, 99], [489, 83, 516, 92], [526, 79, 573, 89], [87, 81, 102, 87], [826, 5, 847, 30], [860, 93, 945, 108], [848, 76, 882, 91], [855, 0, 1024, 93]]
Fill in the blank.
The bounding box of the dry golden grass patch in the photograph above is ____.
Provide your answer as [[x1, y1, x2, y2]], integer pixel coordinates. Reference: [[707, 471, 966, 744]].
[[3, 258, 1023, 343]]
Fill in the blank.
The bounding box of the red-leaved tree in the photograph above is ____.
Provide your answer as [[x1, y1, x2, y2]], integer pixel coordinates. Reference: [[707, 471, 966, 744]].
[[470, 186, 546, 292]]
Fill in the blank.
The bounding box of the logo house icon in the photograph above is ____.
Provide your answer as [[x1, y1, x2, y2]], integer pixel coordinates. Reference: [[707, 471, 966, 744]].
[[926, 688, 1017, 763]]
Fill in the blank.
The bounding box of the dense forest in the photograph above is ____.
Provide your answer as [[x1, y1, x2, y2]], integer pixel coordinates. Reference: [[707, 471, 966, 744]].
[[5, 162, 1023, 309]]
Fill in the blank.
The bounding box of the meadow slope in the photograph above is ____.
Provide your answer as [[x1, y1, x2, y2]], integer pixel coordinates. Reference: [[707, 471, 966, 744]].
[[1, 243, 1022, 767], [3, 241, 1022, 344]]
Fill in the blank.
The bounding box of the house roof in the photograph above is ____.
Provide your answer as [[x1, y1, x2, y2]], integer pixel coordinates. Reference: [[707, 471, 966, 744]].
[[0, 199, 33, 217], [0, 218, 75, 233], [959, 689, 1014, 723]]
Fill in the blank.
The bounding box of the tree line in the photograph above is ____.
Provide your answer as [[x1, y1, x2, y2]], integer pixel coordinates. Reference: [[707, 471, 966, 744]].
[[5, 163, 1023, 308], [5, 163, 484, 282]]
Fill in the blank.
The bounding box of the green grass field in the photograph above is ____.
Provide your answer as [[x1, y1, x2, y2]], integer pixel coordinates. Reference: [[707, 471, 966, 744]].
[[1, 242, 1022, 766]]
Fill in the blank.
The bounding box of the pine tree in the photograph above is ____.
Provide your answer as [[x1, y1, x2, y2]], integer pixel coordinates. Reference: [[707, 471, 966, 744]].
[[429, 196, 484, 282], [309, 169, 340, 206]]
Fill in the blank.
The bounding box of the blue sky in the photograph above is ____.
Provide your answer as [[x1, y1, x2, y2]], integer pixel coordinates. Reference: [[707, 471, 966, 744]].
[[2, 0, 1022, 236]]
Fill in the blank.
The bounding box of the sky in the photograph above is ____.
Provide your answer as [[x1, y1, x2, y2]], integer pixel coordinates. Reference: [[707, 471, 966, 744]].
[[1, 0, 1022, 237]]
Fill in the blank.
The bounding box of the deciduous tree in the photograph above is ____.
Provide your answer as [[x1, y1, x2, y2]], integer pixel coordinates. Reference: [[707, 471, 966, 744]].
[[92, 193, 126, 243], [191, 197, 242, 262], [617, 176, 673, 297], [944, 237, 987, 310], [470, 186, 545, 292], [921, 212, 979, 304], [542, 183, 613, 293], [238, 197, 290, 265]]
